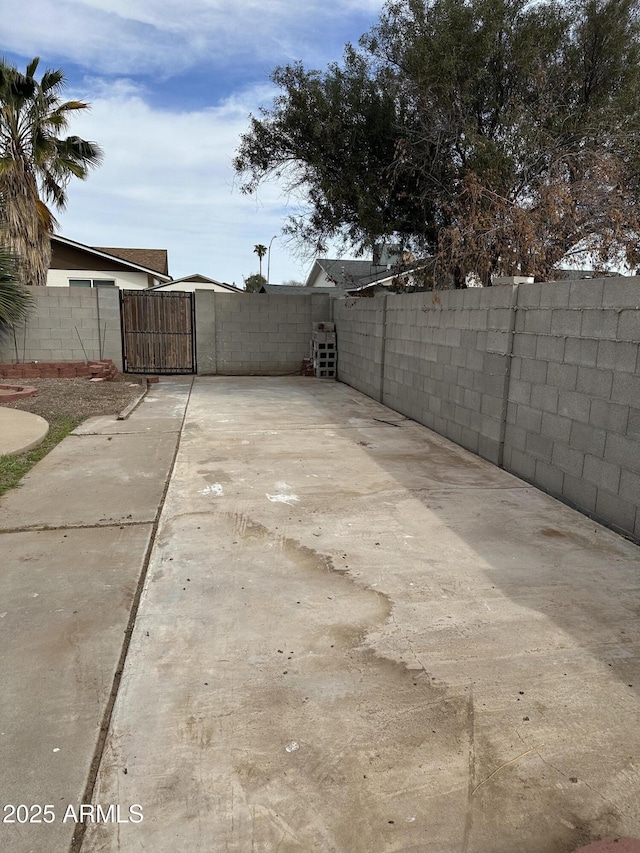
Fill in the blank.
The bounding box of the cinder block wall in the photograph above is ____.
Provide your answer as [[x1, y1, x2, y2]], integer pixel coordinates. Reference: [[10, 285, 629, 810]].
[[335, 277, 640, 540], [504, 277, 640, 539], [333, 297, 386, 401], [195, 292, 332, 375], [383, 287, 515, 465], [0, 287, 123, 370]]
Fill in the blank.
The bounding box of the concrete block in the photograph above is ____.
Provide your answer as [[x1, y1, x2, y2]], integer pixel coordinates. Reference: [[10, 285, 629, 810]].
[[563, 473, 597, 513], [516, 282, 542, 308], [539, 281, 571, 308], [520, 358, 548, 384], [569, 420, 606, 456], [605, 433, 640, 473], [568, 278, 604, 308], [535, 335, 565, 362], [546, 362, 577, 390], [488, 307, 512, 329], [576, 366, 613, 399], [508, 378, 532, 405], [506, 447, 536, 480], [540, 411, 572, 443], [486, 330, 510, 354], [564, 337, 598, 367], [583, 455, 621, 494], [611, 372, 640, 407], [552, 442, 585, 477], [480, 414, 502, 441], [454, 404, 471, 427], [619, 469, 640, 505], [628, 407, 640, 438], [460, 428, 480, 454], [530, 384, 559, 414], [595, 489, 637, 535], [516, 404, 543, 433], [618, 309, 640, 342], [580, 309, 619, 339], [589, 399, 630, 435], [477, 435, 500, 464], [535, 459, 565, 495], [557, 390, 591, 423], [504, 422, 527, 451], [601, 277, 640, 308], [524, 309, 553, 334], [475, 371, 506, 397], [525, 431, 554, 462], [480, 394, 505, 419], [550, 310, 582, 337]]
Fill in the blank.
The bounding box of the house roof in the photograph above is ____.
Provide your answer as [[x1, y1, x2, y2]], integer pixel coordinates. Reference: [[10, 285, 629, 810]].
[[51, 236, 172, 281], [260, 284, 350, 296], [150, 274, 243, 293], [306, 257, 434, 292], [96, 247, 169, 276], [305, 259, 393, 288]]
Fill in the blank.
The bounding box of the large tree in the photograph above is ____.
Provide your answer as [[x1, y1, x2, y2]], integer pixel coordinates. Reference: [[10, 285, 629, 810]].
[[0, 57, 103, 286], [235, 0, 640, 285], [0, 245, 33, 329]]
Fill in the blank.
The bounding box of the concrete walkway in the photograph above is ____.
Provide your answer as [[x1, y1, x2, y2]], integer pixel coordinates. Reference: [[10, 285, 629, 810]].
[[2, 376, 640, 853], [0, 405, 49, 455], [0, 378, 192, 853]]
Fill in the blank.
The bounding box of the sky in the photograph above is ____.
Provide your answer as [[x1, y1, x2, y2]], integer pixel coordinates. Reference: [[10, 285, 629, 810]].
[[2, 0, 386, 286]]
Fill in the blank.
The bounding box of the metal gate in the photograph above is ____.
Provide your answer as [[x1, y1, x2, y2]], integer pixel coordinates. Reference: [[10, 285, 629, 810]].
[[120, 290, 196, 374]]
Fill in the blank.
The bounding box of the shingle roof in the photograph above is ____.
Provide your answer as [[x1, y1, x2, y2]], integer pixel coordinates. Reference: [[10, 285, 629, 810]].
[[95, 247, 169, 276], [261, 284, 350, 295]]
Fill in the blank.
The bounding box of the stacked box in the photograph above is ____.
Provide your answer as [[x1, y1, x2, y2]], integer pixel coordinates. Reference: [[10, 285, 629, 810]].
[[311, 329, 337, 378]]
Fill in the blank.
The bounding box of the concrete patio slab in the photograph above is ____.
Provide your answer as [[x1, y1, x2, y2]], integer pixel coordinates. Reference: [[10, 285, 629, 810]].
[[82, 377, 640, 853], [0, 525, 152, 853], [0, 432, 178, 529], [0, 405, 49, 455]]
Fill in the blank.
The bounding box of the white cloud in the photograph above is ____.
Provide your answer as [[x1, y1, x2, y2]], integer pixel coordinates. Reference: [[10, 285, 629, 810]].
[[4, 0, 385, 76], [57, 78, 309, 284]]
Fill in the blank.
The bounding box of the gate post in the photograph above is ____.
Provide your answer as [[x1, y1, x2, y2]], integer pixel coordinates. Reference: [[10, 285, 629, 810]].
[[194, 290, 217, 375]]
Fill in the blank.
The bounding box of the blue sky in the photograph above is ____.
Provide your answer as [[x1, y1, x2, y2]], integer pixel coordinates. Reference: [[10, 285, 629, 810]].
[[3, 0, 385, 285]]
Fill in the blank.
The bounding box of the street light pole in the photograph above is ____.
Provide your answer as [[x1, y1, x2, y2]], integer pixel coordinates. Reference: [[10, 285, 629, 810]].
[[267, 235, 277, 284]]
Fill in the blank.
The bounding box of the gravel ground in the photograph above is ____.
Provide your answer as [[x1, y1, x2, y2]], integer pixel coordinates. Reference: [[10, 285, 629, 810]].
[[0, 376, 146, 421]]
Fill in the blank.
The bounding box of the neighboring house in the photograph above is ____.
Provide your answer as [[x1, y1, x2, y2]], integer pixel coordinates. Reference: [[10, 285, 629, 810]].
[[150, 274, 244, 293], [305, 256, 434, 295], [47, 235, 172, 290], [259, 283, 351, 297]]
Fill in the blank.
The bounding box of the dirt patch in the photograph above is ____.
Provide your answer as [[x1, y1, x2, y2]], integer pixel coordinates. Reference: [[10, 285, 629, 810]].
[[0, 376, 145, 421]]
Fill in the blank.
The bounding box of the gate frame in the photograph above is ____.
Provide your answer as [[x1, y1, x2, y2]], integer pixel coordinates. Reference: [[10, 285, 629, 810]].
[[119, 289, 197, 375]]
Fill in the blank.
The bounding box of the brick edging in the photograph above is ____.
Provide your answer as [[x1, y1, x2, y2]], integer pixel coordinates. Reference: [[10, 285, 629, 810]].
[[0, 359, 118, 380]]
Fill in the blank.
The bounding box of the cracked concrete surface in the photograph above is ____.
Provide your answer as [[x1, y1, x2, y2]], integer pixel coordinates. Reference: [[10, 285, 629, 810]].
[[74, 377, 640, 853]]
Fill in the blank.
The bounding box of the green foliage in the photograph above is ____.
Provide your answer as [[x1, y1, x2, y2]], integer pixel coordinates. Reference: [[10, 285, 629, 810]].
[[0, 245, 33, 328], [235, 0, 640, 283], [243, 273, 267, 292], [0, 57, 103, 286]]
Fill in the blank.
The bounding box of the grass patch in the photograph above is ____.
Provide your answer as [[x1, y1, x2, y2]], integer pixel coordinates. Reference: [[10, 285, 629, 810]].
[[0, 414, 84, 498]]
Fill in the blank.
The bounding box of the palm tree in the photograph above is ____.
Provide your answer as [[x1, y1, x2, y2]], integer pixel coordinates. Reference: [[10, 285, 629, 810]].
[[0, 57, 103, 286], [0, 244, 33, 329], [253, 244, 267, 279]]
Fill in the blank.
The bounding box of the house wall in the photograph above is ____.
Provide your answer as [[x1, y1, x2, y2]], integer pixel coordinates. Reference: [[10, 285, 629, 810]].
[[47, 268, 150, 290], [195, 292, 332, 375], [0, 287, 123, 370], [334, 277, 640, 541]]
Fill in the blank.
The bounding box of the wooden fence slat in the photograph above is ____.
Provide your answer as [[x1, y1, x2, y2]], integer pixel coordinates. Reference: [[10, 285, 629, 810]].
[[120, 291, 195, 374]]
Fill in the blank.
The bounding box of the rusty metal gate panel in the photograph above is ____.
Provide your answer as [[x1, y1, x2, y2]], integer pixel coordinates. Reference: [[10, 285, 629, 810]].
[[120, 290, 196, 374]]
